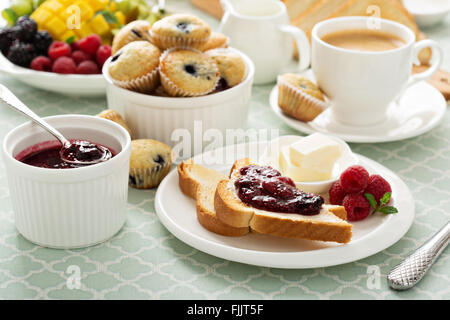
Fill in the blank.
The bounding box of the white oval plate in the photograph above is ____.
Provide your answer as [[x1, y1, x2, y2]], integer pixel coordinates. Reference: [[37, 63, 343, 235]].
[[0, 53, 105, 97], [155, 140, 414, 269], [269, 72, 446, 143]]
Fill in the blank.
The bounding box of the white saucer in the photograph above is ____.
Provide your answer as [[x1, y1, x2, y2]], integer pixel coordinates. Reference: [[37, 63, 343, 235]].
[[0, 53, 105, 97], [270, 74, 446, 143], [155, 139, 414, 269]]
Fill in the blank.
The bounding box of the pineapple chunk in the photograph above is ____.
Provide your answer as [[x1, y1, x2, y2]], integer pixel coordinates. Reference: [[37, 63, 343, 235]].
[[46, 16, 66, 37], [30, 0, 120, 43], [89, 14, 110, 36]]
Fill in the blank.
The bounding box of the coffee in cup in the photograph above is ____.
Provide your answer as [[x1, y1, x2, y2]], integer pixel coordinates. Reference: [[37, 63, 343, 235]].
[[321, 29, 406, 52], [311, 17, 443, 126]]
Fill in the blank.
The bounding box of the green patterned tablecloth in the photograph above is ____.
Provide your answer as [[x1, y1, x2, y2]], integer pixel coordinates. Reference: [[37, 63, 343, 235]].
[[0, 2, 449, 300]]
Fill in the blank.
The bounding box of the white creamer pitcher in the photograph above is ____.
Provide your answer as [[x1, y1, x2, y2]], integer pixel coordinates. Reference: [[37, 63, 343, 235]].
[[219, 0, 310, 84]]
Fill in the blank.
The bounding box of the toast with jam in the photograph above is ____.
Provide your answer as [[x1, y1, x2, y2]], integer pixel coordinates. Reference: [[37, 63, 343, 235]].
[[214, 158, 353, 243]]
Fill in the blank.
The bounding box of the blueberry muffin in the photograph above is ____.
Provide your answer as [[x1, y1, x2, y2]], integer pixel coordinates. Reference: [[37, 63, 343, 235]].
[[205, 48, 246, 90], [277, 74, 327, 122], [159, 48, 219, 97], [111, 20, 152, 54], [108, 41, 161, 93], [97, 109, 133, 139], [149, 13, 211, 50], [201, 32, 229, 52], [129, 139, 173, 189]]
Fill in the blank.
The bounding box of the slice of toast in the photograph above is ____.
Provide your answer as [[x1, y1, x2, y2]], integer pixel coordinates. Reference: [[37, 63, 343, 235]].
[[214, 158, 353, 243], [284, 0, 321, 20], [178, 160, 249, 236]]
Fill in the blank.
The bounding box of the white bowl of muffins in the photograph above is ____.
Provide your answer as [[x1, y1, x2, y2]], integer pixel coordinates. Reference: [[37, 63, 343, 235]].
[[102, 14, 254, 157]]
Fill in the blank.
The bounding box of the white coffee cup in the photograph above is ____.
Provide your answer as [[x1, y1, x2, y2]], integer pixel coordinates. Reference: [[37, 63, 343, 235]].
[[311, 17, 443, 126], [219, 0, 310, 85]]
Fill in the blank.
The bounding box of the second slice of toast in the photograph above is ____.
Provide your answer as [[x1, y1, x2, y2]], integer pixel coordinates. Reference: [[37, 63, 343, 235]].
[[178, 160, 249, 236]]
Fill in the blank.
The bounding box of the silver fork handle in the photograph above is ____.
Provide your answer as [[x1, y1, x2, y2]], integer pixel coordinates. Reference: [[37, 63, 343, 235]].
[[387, 221, 450, 290]]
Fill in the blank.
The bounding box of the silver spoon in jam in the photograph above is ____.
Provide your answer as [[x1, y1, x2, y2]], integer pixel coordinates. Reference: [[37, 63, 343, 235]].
[[0, 84, 111, 165]]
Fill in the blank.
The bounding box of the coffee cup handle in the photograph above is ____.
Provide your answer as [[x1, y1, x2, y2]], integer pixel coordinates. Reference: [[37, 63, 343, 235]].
[[404, 39, 443, 91], [279, 25, 311, 72]]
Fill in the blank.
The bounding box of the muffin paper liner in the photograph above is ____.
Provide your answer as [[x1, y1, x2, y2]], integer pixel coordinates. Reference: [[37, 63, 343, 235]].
[[150, 31, 209, 50], [112, 67, 160, 94], [159, 47, 220, 97], [277, 76, 329, 122], [129, 163, 172, 189]]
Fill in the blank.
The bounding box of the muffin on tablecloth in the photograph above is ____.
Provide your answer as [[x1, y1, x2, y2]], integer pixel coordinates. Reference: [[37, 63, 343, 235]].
[[149, 13, 211, 50], [111, 20, 152, 54], [277, 73, 328, 122], [159, 48, 219, 97], [205, 48, 246, 91], [108, 41, 161, 93], [129, 139, 173, 189]]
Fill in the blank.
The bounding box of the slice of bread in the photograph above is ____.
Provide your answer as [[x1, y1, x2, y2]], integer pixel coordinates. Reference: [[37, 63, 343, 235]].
[[214, 158, 353, 244], [178, 160, 249, 236], [284, 0, 321, 20]]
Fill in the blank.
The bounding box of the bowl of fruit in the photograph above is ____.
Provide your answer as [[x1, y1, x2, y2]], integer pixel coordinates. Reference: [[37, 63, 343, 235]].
[[0, 0, 166, 97]]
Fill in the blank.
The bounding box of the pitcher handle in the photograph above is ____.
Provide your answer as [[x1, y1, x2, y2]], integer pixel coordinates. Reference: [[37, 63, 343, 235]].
[[279, 25, 310, 72]]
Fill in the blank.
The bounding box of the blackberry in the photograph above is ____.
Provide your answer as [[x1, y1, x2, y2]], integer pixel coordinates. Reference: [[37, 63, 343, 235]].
[[7, 40, 36, 67], [15, 15, 37, 42], [33, 30, 53, 55], [0, 28, 13, 55]]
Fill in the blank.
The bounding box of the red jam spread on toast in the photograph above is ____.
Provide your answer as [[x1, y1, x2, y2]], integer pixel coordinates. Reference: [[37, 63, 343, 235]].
[[234, 165, 324, 215], [15, 140, 115, 169]]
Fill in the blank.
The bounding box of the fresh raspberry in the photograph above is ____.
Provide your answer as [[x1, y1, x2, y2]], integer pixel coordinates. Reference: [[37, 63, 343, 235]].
[[30, 56, 52, 72], [95, 44, 111, 68], [48, 41, 71, 61], [364, 175, 392, 205], [52, 56, 76, 74], [71, 40, 81, 51], [342, 193, 371, 222], [340, 165, 370, 194], [329, 180, 346, 205], [76, 60, 99, 74], [72, 50, 92, 65], [78, 34, 102, 55]]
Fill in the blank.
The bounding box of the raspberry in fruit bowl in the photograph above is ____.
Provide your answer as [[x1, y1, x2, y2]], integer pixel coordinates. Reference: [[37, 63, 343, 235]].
[[76, 60, 99, 74], [52, 56, 76, 74], [48, 41, 71, 61], [96, 45, 111, 68], [364, 174, 392, 205], [342, 193, 371, 222], [72, 50, 92, 65], [340, 165, 369, 194], [78, 34, 102, 55], [30, 56, 52, 72]]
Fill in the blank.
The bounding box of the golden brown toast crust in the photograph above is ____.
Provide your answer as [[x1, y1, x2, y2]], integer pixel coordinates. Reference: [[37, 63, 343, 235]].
[[178, 160, 249, 236]]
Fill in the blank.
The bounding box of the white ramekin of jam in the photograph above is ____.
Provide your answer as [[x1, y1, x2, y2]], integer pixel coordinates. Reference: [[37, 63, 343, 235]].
[[1, 115, 131, 249]]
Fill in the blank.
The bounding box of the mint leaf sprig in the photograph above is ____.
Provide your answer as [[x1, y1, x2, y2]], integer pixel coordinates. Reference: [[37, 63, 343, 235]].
[[364, 192, 398, 215]]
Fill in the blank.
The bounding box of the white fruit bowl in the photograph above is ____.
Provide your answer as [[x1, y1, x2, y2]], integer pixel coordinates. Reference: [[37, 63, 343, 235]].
[[0, 53, 106, 97], [102, 47, 255, 158]]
